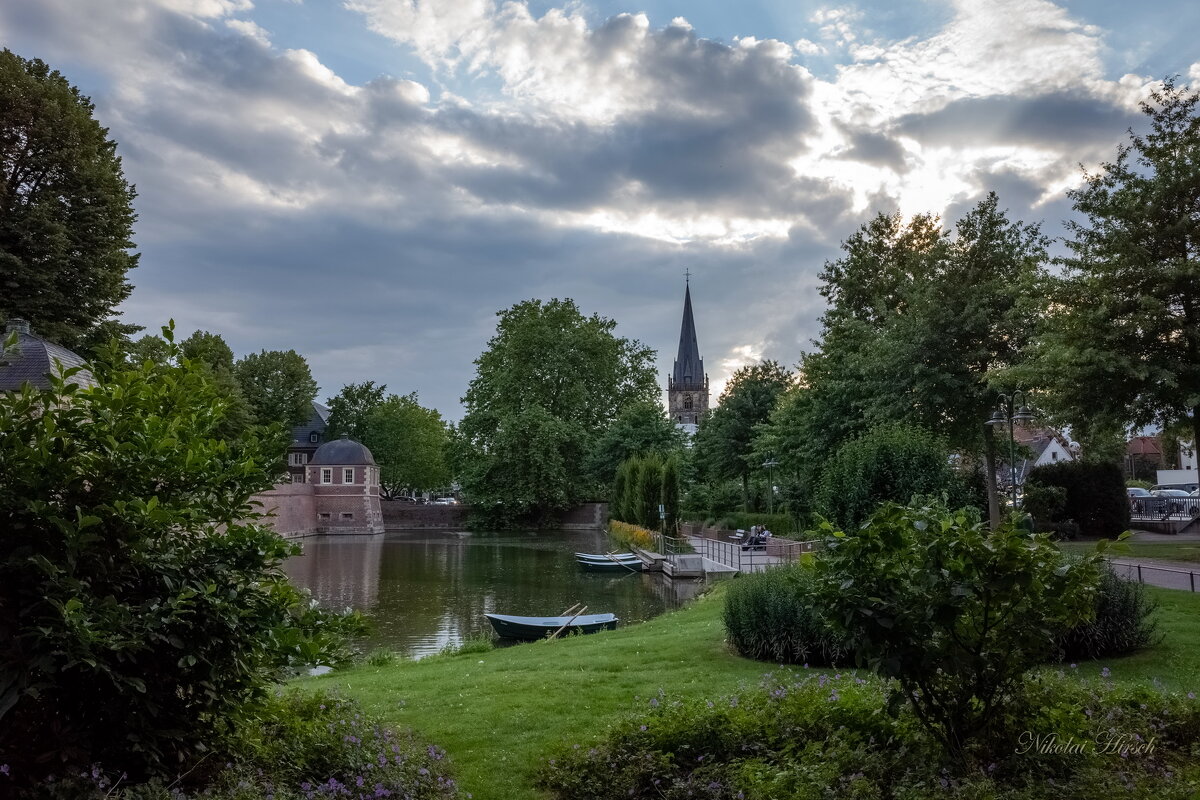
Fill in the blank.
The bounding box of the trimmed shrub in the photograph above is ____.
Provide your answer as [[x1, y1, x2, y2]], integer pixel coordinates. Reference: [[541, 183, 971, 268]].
[[661, 457, 680, 534], [1058, 560, 1161, 660], [633, 453, 664, 528], [1025, 461, 1130, 539], [815, 423, 969, 529], [722, 564, 847, 665]]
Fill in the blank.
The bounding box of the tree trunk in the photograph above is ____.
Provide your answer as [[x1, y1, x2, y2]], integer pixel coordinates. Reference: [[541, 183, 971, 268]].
[[983, 425, 1001, 529]]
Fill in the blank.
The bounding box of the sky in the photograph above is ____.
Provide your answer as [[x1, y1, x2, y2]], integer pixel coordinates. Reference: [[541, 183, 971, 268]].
[[3, 0, 1199, 420]]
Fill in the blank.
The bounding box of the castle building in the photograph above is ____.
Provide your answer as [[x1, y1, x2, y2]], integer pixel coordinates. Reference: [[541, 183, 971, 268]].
[[667, 280, 708, 434], [305, 434, 385, 534], [0, 318, 94, 392]]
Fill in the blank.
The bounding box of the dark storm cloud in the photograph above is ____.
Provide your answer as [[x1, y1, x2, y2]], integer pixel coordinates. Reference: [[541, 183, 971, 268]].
[[894, 91, 1140, 149], [835, 125, 910, 172]]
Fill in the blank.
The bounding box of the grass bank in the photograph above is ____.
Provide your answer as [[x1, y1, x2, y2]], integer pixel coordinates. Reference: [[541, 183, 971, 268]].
[[1060, 539, 1200, 563], [299, 584, 1200, 800]]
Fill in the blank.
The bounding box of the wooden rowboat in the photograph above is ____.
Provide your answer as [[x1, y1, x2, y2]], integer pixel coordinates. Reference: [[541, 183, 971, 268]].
[[484, 612, 619, 640], [577, 557, 643, 572], [574, 552, 636, 560]]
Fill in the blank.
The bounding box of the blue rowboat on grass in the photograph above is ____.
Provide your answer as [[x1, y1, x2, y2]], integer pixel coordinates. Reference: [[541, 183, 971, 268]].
[[484, 612, 619, 640]]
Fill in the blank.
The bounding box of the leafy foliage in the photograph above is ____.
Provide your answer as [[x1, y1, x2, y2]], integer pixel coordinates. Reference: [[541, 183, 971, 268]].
[[693, 361, 790, 502], [0, 49, 139, 349], [1028, 80, 1200, 451], [11, 691, 462, 800], [815, 423, 969, 529], [769, 197, 1049, 525], [0, 327, 362, 786], [234, 349, 319, 429], [722, 563, 848, 665], [633, 453, 664, 529], [455, 299, 658, 525], [324, 380, 387, 442], [813, 502, 1101, 765], [1057, 560, 1161, 661], [537, 671, 1200, 799], [585, 400, 683, 489], [661, 456, 680, 534], [1025, 461, 1130, 539], [365, 393, 451, 495]]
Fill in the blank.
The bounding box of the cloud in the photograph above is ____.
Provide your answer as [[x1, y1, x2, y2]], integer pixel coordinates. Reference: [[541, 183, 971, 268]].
[[0, 0, 1186, 418]]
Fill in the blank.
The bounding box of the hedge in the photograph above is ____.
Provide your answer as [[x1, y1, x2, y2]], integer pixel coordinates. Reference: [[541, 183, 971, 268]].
[[1025, 461, 1130, 539]]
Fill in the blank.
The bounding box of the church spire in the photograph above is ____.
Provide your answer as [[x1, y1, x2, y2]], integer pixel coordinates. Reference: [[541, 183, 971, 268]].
[[667, 278, 708, 429], [672, 282, 704, 386]]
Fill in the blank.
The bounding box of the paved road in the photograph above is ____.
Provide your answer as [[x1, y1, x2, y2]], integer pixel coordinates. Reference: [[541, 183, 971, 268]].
[[1108, 558, 1200, 592]]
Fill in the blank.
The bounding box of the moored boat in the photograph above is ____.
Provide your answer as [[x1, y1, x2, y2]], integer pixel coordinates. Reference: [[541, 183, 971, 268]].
[[484, 612, 619, 640], [577, 557, 643, 572], [574, 552, 636, 560]]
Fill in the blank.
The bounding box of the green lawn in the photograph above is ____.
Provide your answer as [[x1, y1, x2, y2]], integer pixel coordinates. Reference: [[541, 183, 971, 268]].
[[1059, 539, 1200, 563], [299, 584, 1200, 800]]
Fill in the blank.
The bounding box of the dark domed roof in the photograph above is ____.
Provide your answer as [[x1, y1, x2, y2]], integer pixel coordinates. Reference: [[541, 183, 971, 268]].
[[310, 434, 376, 465], [0, 319, 94, 392]]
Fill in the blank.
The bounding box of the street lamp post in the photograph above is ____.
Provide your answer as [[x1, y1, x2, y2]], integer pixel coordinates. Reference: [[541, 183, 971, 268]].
[[762, 458, 779, 515], [985, 391, 1035, 511]]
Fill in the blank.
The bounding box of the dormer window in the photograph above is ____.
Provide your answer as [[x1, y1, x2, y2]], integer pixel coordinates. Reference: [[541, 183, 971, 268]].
[[309, 432, 319, 443]]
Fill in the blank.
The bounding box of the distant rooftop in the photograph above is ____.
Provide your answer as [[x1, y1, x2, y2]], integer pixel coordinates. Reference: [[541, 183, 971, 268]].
[[0, 318, 94, 392]]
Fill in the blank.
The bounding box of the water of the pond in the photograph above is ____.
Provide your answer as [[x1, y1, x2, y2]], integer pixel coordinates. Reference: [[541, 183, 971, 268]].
[[283, 529, 706, 659]]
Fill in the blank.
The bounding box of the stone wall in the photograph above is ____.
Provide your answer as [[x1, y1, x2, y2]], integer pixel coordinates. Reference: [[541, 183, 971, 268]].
[[559, 502, 608, 530], [254, 482, 316, 537], [379, 501, 608, 530], [381, 502, 469, 529]]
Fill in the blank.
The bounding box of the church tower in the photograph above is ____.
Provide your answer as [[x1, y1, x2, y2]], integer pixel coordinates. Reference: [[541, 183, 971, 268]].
[[667, 278, 709, 433]]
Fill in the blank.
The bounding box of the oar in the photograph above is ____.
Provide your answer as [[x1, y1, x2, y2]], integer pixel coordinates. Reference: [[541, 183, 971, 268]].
[[558, 602, 583, 618], [547, 605, 587, 640]]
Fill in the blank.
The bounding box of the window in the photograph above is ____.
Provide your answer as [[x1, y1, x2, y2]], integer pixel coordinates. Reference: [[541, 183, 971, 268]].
[[683, 395, 693, 410], [343, 467, 355, 484], [1051, 451, 1058, 461], [288, 452, 308, 466], [321, 468, 332, 484], [318, 512, 331, 520], [309, 432, 319, 443], [340, 512, 354, 520]]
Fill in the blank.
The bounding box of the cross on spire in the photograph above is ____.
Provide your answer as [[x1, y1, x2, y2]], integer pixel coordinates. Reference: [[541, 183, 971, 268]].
[[684, 268, 691, 285]]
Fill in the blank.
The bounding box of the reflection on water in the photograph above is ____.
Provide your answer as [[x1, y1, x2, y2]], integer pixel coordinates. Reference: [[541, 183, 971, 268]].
[[283, 530, 704, 658]]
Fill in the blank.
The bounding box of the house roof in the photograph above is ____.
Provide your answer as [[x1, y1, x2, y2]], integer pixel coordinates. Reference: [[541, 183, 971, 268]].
[[671, 283, 704, 387], [289, 400, 330, 448], [0, 319, 94, 391], [1127, 436, 1164, 458]]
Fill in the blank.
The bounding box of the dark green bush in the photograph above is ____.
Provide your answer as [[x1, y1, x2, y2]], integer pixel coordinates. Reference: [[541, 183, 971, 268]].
[[815, 423, 969, 529], [1025, 461, 1130, 539], [12, 691, 462, 799], [812, 502, 1100, 765], [1058, 560, 1160, 660], [722, 564, 847, 665], [536, 672, 1200, 799], [0, 330, 363, 787]]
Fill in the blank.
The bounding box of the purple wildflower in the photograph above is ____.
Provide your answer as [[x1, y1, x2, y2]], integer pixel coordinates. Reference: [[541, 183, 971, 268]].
[[1101, 667, 1111, 678]]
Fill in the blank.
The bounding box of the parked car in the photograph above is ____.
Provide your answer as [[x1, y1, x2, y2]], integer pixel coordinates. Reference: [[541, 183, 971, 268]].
[[1127, 487, 1152, 498], [432, 497, 458, 505]]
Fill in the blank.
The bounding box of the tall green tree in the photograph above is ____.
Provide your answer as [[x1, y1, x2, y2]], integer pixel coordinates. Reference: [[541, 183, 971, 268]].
[[661, 456, 680, 534], [455, 298, 658, 525], [771, 197, 1048, 525], [0, 50, 139, 349], [364, 392, 451, 496], [1031, 80, 1200, 451], [234, 349, 319, 429], [694, 360, 791, 510], [325, 381, 388, 442], [585, 400, 684, 490]]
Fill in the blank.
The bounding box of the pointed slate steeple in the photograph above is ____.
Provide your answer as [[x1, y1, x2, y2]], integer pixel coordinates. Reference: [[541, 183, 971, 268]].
[[672, 283, 704, 386], [667, 277, 709, 429]]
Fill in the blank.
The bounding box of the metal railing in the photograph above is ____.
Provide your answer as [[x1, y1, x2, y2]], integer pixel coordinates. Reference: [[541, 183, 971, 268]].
[[683, 527, 816, 572], [1109, 560, 1200, 592], [1129, 496, 1200, 520]]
